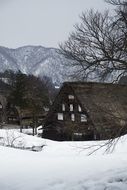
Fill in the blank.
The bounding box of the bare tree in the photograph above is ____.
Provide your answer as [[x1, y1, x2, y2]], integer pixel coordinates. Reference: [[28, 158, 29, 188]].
[[59, 0, 127, 82], [105, 0, 126, 6]]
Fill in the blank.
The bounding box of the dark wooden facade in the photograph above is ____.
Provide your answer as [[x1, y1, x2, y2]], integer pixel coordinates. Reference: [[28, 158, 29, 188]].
[[42, 82, 127, 141], [43, 82, 96, 141]]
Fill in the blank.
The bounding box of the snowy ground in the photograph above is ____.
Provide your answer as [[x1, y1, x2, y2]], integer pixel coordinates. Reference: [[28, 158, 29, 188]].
[[0, 129, 127, 190]]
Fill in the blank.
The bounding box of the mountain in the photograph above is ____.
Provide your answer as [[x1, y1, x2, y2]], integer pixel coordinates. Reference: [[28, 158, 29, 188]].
[[0, 45, 72, 85]]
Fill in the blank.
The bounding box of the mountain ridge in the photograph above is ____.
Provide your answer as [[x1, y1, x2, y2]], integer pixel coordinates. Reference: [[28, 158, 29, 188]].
[[0, 45, 72, 85]]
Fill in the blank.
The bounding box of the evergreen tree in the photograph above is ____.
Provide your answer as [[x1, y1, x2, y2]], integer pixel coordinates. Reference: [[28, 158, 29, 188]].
[[9, 71, 27, 108]]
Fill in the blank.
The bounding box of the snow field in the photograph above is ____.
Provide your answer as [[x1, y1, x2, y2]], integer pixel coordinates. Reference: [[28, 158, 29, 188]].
[[0, 129, 127, 190]]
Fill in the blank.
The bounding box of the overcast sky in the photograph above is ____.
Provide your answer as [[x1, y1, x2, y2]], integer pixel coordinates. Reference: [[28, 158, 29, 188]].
[[0, 0, 112, 49]]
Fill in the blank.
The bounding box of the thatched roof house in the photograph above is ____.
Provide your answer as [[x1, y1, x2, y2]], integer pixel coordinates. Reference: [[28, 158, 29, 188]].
[[0, 79, 47, 128], [42, 82, 127, 141]]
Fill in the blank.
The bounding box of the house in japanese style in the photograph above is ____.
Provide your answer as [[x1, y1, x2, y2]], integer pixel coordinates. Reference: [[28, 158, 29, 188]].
[[42, 82, 127, 141]]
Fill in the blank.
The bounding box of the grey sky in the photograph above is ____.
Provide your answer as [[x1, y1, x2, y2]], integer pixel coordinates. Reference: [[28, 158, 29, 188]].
[[0, 0, 112, 48]]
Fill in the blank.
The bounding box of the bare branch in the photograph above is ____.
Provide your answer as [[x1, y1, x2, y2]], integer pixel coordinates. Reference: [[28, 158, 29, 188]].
[[59, 3, 127, 82]]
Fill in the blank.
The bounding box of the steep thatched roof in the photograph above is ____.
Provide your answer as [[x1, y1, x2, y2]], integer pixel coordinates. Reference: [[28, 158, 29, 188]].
[[64, 82, 127, 135]]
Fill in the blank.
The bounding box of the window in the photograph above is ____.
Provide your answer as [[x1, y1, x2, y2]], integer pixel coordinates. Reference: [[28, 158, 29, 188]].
[[73, 133, 82, 137], [57, 113, 64, 120], [70, 104, 73, 111], [78, 105, 82, 112], [68, 95, 74, 100], [81, 114, 87, 122], [0, 104, 2, 109], [62, 104, 65, 111], [71, 114, 75, 121]]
